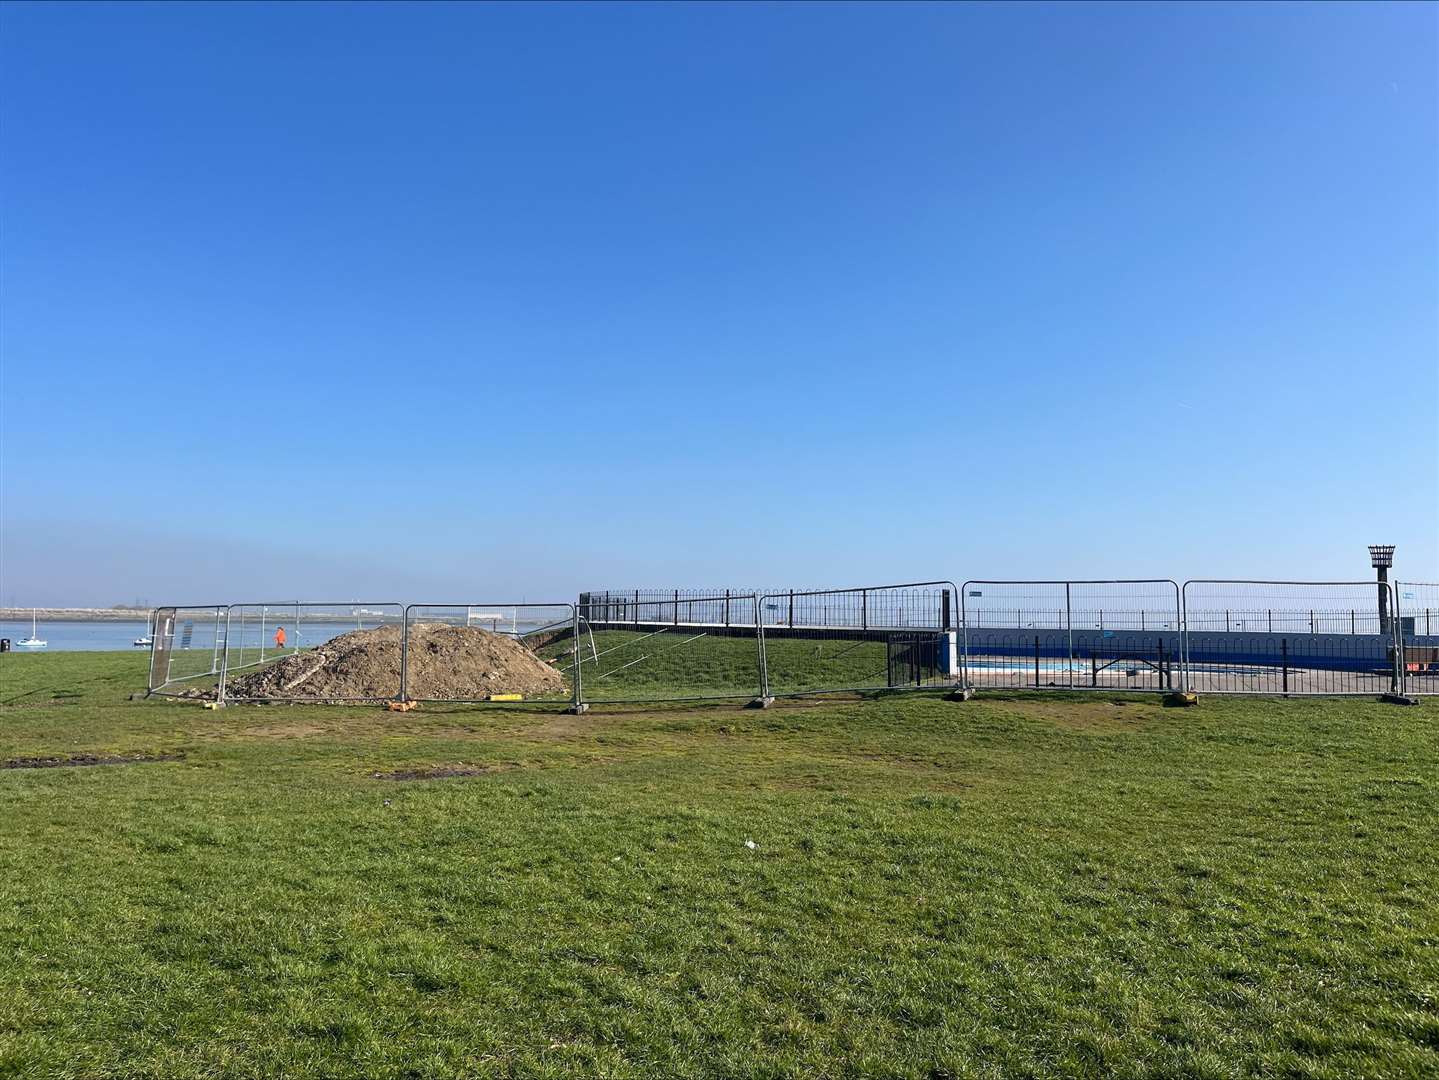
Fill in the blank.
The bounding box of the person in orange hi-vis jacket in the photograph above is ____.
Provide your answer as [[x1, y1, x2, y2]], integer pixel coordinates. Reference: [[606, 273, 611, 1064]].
[[274, 626, 287, 650]]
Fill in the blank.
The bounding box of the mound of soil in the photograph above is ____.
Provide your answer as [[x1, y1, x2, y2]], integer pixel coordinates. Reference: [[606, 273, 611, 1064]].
[[225, 624, 568, 702]]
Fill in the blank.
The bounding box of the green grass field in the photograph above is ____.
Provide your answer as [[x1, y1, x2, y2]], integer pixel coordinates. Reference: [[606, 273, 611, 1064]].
[[2, 651, 1436, 1078]]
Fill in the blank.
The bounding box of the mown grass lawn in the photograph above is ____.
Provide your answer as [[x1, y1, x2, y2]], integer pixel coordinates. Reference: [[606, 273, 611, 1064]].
[[1, 651, 1436, 1079]]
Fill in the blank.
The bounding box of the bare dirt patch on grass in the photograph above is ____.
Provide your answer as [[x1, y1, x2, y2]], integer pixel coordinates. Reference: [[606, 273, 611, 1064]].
[[525, 712, 616, 740], [234, 720, 342, 740], [1, 690, 84, 709], [982, 695, 1165, 732], [5, 752, 184, 770], [764, 752, 987, 794], [370, 763, 518, 781]]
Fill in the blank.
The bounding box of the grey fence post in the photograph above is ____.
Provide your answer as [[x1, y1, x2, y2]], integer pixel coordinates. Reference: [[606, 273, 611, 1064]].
[[960, 585, 971, 691], [1065, 582, 1074, 689], [964, 588, 971, 690], [1174, 582, 1188, 692], [756, 595, 770, 699], [215, 606, 232, 706], [1388, 584, 1403, 696], [164, 611, 175, 688], [1179, 584, 1188, 692], [400, 605, 411, 702], [210, 607, 224, 676], [572, 604, 583, 711]]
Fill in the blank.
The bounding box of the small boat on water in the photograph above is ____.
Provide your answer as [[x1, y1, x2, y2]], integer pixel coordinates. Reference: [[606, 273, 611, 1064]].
[[17, 609, 47, 649], [134, 612, 155, 647]]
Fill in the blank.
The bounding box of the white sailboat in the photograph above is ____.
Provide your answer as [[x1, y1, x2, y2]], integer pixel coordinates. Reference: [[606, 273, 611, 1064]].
[[134, 611, 155, 648], [17, 609, 47, 649]]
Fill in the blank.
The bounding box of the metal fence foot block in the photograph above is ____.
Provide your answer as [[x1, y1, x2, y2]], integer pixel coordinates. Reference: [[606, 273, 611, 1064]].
[[1164, 691, 1199, 707], [1380, 693, 1421, 706], [748, 696, 776, 709], [566, 702, 590, 715]]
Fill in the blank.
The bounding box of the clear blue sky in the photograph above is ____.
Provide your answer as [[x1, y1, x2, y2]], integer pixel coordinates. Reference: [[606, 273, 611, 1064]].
[[2, 1, 1435, 606]]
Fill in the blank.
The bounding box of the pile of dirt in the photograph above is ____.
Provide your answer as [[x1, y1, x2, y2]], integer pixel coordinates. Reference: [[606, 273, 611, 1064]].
[[225, 624, 568, 702]]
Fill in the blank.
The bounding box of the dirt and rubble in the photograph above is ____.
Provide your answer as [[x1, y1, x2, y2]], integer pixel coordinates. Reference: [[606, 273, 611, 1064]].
[[224, 623, 569, 702]]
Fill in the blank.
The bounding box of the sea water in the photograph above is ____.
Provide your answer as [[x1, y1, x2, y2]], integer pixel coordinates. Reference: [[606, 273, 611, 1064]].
[[0, 616, 560, 653], [0, 619, 365, 653]]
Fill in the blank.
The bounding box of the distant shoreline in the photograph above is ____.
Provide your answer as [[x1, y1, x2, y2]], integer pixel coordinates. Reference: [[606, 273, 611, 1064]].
[[0, 608, 396, 624], [0, 608, 153, 622]]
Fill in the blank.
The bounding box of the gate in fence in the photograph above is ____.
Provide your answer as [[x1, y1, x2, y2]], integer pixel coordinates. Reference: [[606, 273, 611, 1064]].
[[148, 605, 228, 694], [960, 581, 1183, 693], [1180, 581, 1400, 696], [757, 582, 960, 698], [1395, 582, 1439, 696], [400, 604, 580, 707]]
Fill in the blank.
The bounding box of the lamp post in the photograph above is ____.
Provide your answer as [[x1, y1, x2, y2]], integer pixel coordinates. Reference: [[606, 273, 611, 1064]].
[[1368, 544, 1395, 635]]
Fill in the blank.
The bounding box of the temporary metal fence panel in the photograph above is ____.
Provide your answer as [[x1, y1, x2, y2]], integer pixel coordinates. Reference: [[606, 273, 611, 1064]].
[[960, 581, 1182, 692], [223, 602, 403, 675], [1181, 581, 1399, 696], [758, 582, 960, 698], [577, 593, 762, 703], [221, 602, 405, 702], [400, 604, 580, 707], [148, 605, 228, 694], [1396, 582, 1439, 696], [225, 601, 314, 675]]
